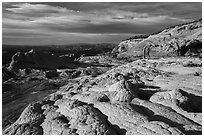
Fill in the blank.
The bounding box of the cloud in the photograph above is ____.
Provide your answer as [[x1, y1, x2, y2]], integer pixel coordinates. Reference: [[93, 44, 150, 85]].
[[5, 3, 68, 14], [2, 2, 201, 45]]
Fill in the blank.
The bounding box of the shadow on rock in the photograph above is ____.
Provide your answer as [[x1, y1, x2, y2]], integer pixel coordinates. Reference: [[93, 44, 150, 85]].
[[130, 102, 202, 135]]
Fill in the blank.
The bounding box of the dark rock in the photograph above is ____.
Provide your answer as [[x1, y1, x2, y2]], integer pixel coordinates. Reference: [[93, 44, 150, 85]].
[[25, 68, 32, 74], [2, 67, 16, 81], [8, 49, 76, 71], [45, 70, 59, 79]]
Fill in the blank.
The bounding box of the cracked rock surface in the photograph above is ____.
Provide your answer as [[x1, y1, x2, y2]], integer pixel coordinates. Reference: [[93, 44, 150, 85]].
[[3, 57, 202, 135]]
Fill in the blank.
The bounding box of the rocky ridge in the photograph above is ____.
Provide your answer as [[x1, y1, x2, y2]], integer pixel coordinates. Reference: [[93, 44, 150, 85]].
[[112, 19, 202, 59]]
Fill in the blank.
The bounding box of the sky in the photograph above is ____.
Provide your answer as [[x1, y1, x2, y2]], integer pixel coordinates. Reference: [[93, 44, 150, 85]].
[[2, 2, 202, 45]]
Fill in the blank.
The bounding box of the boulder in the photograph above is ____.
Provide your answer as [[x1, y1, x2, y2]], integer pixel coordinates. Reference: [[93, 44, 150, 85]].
[[108, 79, 137, 103]]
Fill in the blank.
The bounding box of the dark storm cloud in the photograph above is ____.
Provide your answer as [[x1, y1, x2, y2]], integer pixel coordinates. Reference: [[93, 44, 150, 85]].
[[2, 2, 202, 45]]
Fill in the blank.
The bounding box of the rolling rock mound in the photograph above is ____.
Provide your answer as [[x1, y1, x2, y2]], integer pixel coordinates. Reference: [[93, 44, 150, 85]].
[[112, 19, 202, 59], [3, 57, 202, 135]]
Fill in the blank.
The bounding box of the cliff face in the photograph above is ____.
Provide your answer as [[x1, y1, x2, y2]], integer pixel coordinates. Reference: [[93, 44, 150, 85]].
[[113, 19, 202, 59]]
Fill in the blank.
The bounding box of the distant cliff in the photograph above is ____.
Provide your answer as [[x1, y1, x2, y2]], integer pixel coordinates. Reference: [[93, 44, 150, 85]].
[[112, 19, 202, 59]]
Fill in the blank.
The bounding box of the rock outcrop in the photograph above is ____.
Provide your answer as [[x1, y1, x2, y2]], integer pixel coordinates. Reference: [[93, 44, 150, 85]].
[[40, 99, 117, 135], [3, 57, 202, 135], [113, 19, 202, 59], [3, 102, 45, 135], [8, 49, 77, 71], [150, 89, 202, 124]]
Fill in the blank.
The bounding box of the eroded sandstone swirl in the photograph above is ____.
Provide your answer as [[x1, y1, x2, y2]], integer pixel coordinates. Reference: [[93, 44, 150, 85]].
[[3, 57, 202, 135]]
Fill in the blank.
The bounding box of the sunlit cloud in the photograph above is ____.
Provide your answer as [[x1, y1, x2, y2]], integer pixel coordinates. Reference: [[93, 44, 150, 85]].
[[5, 3, 68, 14]]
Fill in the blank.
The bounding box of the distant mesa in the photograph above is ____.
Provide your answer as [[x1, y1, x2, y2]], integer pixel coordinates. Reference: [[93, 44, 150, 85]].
[[8, 49, 76, 71]]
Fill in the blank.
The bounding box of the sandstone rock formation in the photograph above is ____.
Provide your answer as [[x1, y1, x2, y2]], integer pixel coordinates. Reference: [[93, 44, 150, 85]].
[[150, 88, 202, 124], [3, 102, 45, 135], [3, 57, 202, 135], [113, 19, 202, 59]]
